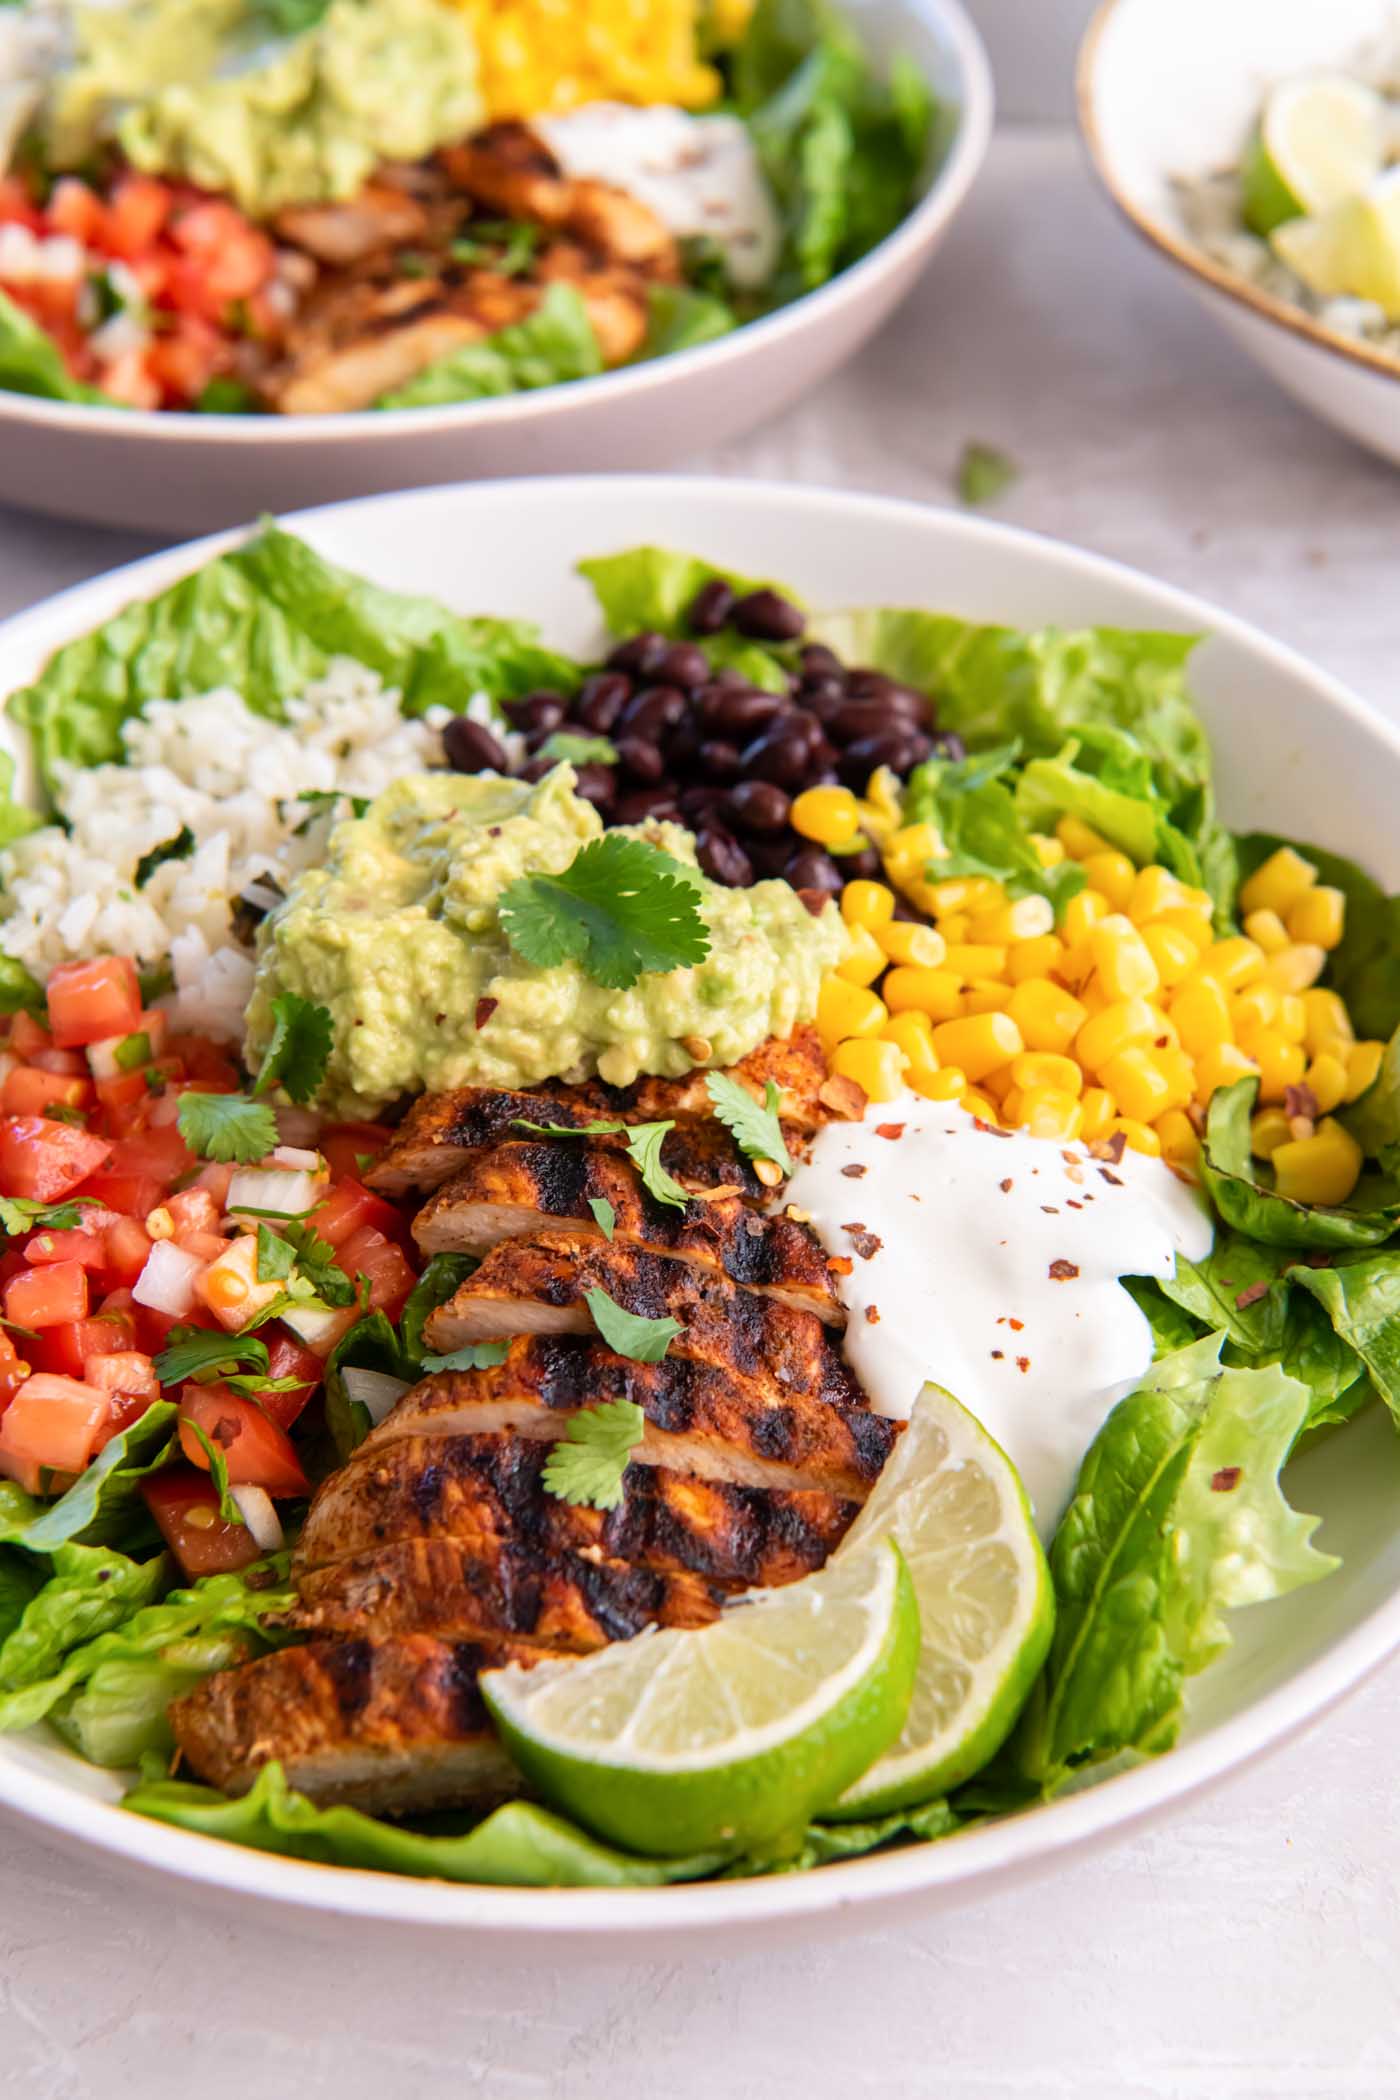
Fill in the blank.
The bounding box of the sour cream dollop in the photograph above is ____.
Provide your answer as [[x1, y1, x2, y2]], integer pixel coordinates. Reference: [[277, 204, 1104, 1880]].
[[535, 103, 781, 289], [789, 1099, 1214, 1537]]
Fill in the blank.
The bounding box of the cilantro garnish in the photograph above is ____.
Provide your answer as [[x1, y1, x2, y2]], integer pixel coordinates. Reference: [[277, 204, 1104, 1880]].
[[419, 1340, 511, 1373], [254, 1225, 296, 1284], [114, 1030, 151, 1072], [154, 1325, 306, 1399], [584, 1287, 682, 1363], [541, 1398, 645, 1509], [279, 1220, 356, 1306], [292, 789, 370, 836], [253, 992, 334, 1105], [705, 1073, 794, 1176], [450, 218, 540, 275], [956, 440, 1019, 509], [182, 1419, 246, 1527], [514, 1118, 627, 1138], [588, 1197, 616, 1241], [177, 1092, 278, 1165], [498, 835, 710, 991], [134, 826, 194, 889], [0, 1196, 92, 1238], [511, 1115, 689, 1210], [536, 731, 618, 766]]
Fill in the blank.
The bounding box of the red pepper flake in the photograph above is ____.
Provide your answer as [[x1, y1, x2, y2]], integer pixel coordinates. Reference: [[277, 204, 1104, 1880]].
[[212, 1415, 241, 1448], [842, 1223, 883, 1261], [1048, 1259, 1079, 1281], [828, 1255, 854, 1277], [1090, 1132, 1128, 1166], [1211, 1466, 1242, 1493], [974, 1120, 1012, 1138], [1007, 1317, 1024, 1331], [1284, 1082, 1320, 1122], [1066, 1199, 1083, 1209], [1099, 1168, 1123, 1187], [1303, 1250, 1334, 1269], [999, 1177, 1013, 1193], [990, 1348, 1004, 1360], [875, 1123, 906, 1141], [1235, 1281, 1270, 1309], [1041, 1205, 1060, 1215], [840, 1164, 867, 1179], [864, 1304, 881, 1325], [475, 997, 498, 1031], [1016, 1355, 1030, 1373]]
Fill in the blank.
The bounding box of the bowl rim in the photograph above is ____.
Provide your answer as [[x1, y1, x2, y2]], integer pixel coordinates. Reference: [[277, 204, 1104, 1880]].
[[2, 469, 1399, 1938], [0, 0, 992, 449], [1077, 0, 1400, 388]]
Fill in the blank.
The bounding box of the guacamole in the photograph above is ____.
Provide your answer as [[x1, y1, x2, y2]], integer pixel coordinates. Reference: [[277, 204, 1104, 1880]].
[[246, 766, 848, 1119], [49, 0, 483, 218]]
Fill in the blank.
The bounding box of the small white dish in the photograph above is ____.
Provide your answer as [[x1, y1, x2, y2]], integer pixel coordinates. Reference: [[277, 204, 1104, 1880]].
[[3, 472, 1400, 1945], [1078, 0, 1400, 469], [0, 0, 991, 537]]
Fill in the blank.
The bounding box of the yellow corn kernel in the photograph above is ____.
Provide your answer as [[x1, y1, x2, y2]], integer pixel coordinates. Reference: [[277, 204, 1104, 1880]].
[[1250, 1032, 1308, 1104], [1141, 922, 1199, 989], [145, 1206, 175, 1241], [791, 785, 865, 849], [875, 921, 946, 968], [944, 943, 1008, 980], [963, 979, 1014, 1016], [1056, 813, 1111, 861], [1169, 975, 1234, 1060], [1302, 989, 1354, 1056], [1344, 1040, 1385, 1103], [860, 766, 904, 836], [1251, 1107, 1294, 1158], [1075, 995, 1160, 1075], [924, 905, 965, 938], [1239, 846, 1318, 920], [912, 1065, 965, 1101], [1271, 1117, 1363, 1207], [1057, 942, 1098, 992], [1008, 933, 1066, 984], [927, 875, 1003, 917], [1062, 890, 1109, 945], [1286, 885, 1346, 950], [1305, 1051, 1350, 1115], [1100, 1046, 1185, 1123], [1232, 982, 1281, 1034], [883, 966, 964, 1022], [1155, 1108, 1201, 1175], [961, 1089, 1001, 1122], [1011, 1051, 1083, 1097], [1108, 1118, 1161, 1158], [930, 1011, 1025, 1082], [881, 1009, 938, 1073], [969, 894, 1055, 945], [1203, 936, 1266, 990], [982, 1065, 1018, 1107], [1262, 943, 1327, 994], [1153, 905, 1214, 951], [834, 924, 887, 988], [1031, 832, 1066, 868], [817, 974, 887, 1048], [1128, 865, 1188, 925], [1090, 915, 1161, 1001], [1005, 979, 1088, 1056], [1194, 1042, 1259, 1104], [998, 1085, 1025, 1122], [1080, 1087, 1116, 1141], [1242, 908, 1290, 956], [899, 881, 942, 918], [840, 879, 896, 931], [1275, 994, 1307, 1045], [831, 1036, 908, 1104], [1017, 1086, 1084, 1143], [884, 822, 942, 876], [1082, 850, 1136, 911]]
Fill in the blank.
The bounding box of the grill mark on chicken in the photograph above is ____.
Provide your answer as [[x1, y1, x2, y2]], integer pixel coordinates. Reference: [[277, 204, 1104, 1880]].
[[440, 124, 681, 275]]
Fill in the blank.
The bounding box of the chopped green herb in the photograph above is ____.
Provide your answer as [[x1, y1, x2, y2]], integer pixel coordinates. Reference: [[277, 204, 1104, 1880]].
[[252, 992, 334, 1105], [194, 376, 256, 415], [419, 1341, 511, 1373], [541, 1398, 645, 1509], [584, 1287, 683, 1364], [292, 789, 370, 835], [623, 1122, 689, 1210], [254, 1226, 296, 1285], [956, 441, 1019, 508], [499, 834, 710, 990], [154, 1329, 270, 1388], [588, 1197, 617, 1241], [450, 219, 540, 276], [113, 1031, 151, 1072], [134, 827, 195, 889], [177, 1093, 278, 1165], [182, 1422, 246, 1528], [138, 961, 174, 1005], [0, 1197, 91, 1238], [705, 1073, 794, 1176]]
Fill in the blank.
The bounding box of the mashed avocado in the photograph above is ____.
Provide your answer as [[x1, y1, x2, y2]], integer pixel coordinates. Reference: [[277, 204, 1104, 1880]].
[[49, 0, 483, 217], [246, 766, 848, 1119]]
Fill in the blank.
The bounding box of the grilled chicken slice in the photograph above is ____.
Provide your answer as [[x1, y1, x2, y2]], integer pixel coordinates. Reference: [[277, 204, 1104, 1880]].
[[265, 306, 487, 414], [170, 1636, 527, 1814], [274, 183, 433, 265], [292, 1536, 724, 1651], [440, 124, 680, 275], [364, 1338, 895, 1499], [297, 1434, 858, 1589], [366, 1029, 827, 1197], [414, 1141, 842, 1322]]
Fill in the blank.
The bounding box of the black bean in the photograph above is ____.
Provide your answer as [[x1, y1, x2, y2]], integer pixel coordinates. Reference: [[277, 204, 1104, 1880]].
[[696, 826, 754, 887], [501, 689, 567, 733], [701, 686, 787, 737], [443, 716, 509, 774], [845, 669, 936, 727], [732, 588, 806, 642], [800, 642, 843, 678], [572, 763, 618, 813], [697, 738, 743, 782], [826, 699, 893, 745], [839, 732, 921, 787], [574, 670, 632, 732], [725, 779, 792, 835], [659, 641, 711, 691], [784, 845, 842, 893], [666, 716, 703, 769], [687, 578, 736, 634], [620, 684, 687, 738], [797, 671, 845, 706], [679, 784, 728, 821], [607, 631, 668, 677], [738, 724, 814, 788], [796, 684, 849, 729], [837, 845, 883, 881], [747, 839, 796, 878], [614, 735, 665, 784], [709, 665, 750, 691], [517, 756, 554, 784], [615, 787, 681, 824]]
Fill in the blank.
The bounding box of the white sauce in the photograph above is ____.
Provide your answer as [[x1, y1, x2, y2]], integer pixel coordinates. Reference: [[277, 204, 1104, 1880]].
[[789, 1097, 1214, 1538], [535, 103, 780, 290]]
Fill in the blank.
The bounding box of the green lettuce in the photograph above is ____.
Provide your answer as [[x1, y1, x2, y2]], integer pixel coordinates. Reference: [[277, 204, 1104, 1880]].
[[1201, 1080, 1400, 1250], [638, 282, 739, 358], [322, 1308, 409, 1461], [1290, 1259, 1400, 1427], [902, 745, 1086, 917], [0, 1545, 166, 1697], [0, 1551, 42, 1648], [0, 289, 115, 408], [399, 1251, 475, 1366], [1236, 834, 1400, 1042], [375, 284, 602, 409], [0, 1403, 175, 1554], [576, 547, 791, 692]]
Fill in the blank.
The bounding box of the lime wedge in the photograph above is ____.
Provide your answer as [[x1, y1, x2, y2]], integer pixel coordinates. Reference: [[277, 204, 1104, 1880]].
[[481, 1537, 920, 1858], [825, 1384, 1052, 1820], [1273, 166, 1400, 321], [1242, 74, 1386, 236]]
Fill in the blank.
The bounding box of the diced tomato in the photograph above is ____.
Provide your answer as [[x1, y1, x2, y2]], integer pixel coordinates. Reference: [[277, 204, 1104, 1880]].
[[84, 1350, 159, 1400], [166, 1037, 240, 1090], [145, 319, 225, 405], [75, 1170, 162, 1218], [46, 177, 106, 247], [0, 1373, 107, 1486], [27, 1047, 88, 1078], [91, 1390, 155, 1452], [257, 1328, 323, 1432], [169, 201, 274, 304], [130, 1299, 216, 1357], [102, 1216, 153, 1287], [0, 1330, 32, 1412], [336, 1226, 415, 1321], [320, 1123, 394, 1182], [141, 1466, 262, 1578], [103, 175, 173, 259], [81, 1307, 138, 1354], [193, 1162, 234, 1209], [0, 178, 42, 235], [166, 1188, 218, 1238], [23, 1227, 107, 1269], [95, 1070, 152, 1118], [104, 1125, 193, 1190], [179, 1384, 309, 1497], [5, 1260, 89, 1330], [312, 1178, 404, 1250], [45, 958, 142, 1049], [98, 348, 161, 411], [9, 1013, 51, 1059], [2, 1067, 93, 1118], [0, 1118, 112, 1202]]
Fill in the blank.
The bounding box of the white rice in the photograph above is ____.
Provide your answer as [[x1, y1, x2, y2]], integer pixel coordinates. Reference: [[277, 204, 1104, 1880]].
[[0, 661, 450, 1045]]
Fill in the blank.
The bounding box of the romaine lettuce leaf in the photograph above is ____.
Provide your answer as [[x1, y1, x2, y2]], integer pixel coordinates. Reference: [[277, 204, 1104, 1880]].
[[1291, 1258, 1400, 1425], [638, 282, 739, 358], [1236, 834, 1400, 1043], [902, 745, 1087, 915], [0, 289, 115, 408], [575, 547, 793, 692], [1201, 1079, 1400, 1249], [0, 1550, 42, 1649], [0, 1544, 166, 1696], [375, 284, 602, 409]]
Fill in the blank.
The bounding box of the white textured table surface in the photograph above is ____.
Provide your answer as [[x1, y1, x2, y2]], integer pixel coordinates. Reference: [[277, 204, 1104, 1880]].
[[2, 129, 1399, 2100]]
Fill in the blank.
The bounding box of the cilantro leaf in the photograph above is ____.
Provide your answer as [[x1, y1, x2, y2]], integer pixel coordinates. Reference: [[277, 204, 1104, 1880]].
[[419, 1341, 511, 1373], [588, 1197, 616, 1241], [0, 1196, 92, 1238], [254, 1226, 296, 1285], [623, 1121, 689, 1210], [705, 1073, 794, 1176], [536, 731, 618, 766], [584, 1287, 683, 1363], [253, 992, 334, 1105], [134, 826, 194, 889], [154, 1328, 270, 1388], [113, 1031, 151, 1072], [177, 1093, 278, 1165], [182, 1421, 246, 1527], [956, 441, 1019, 508], [541, 1398, 645, 1509], [513, 1118, 626, 1138], [498, 835, 711, 990], [292, 789, 369, 835], [279, 1221, 355, 1306]]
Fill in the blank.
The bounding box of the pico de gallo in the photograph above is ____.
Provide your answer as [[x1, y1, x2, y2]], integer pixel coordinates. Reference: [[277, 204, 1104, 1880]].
[[0, 954, 418, 1576]]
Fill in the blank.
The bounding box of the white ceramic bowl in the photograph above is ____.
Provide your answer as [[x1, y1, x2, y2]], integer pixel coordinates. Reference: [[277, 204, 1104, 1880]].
[[1078, 0, 1400, 469], [0, 0, 990, 538], [3, 474, 1400, 1947]]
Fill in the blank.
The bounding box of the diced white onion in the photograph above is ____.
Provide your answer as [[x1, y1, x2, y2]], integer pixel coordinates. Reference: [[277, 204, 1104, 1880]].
[[281, 1301, 360, 1356], [270, 1145, 322, 1172], [341, 1367, 409, 1427], [132, 1240, 205, 1317], [226, 1166, 324, 1218], [230, 1483, 283, 1552]]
